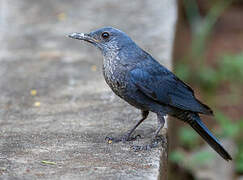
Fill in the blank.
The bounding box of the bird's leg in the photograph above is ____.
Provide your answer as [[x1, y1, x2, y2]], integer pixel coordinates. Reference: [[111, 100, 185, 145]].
[[106, 110, 149, 143], [153, 113, 165, 138], [123, 110, 149, 141], [131, 113, 165, 150]]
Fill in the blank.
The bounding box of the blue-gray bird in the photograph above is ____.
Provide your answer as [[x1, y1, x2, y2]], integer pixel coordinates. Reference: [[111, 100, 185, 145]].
[[68, 27, 232, 161]]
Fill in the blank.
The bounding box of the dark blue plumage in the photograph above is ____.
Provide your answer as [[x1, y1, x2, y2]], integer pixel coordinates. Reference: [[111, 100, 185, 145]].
[[129, 61, 212, 115], [68, 27, 232, 161]]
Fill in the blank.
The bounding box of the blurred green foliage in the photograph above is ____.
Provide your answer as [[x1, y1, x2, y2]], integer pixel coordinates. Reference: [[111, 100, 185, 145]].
[[174, 42, 243, 175], [220, 54, 243, 83], [179, 127, 199, 149], [170, 148, 215, 169], [176, 53, 243, 93], [236, 143, 243, 173], [214, 111, 240, 138], [170, 0, 243, 176], [215, 111, 243, 173], [170, 150, 185, 164]]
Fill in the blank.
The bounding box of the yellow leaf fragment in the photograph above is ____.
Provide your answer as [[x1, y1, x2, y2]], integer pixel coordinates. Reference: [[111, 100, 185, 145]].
[[30, 89, 37, 96], [91, 65, 97, 72], [41, 160, 56, 165], [34, 101, 41, 107], [57, 12, 66, 21]]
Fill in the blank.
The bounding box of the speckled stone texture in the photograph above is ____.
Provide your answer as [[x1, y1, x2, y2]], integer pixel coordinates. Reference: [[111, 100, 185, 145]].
[[0, 0, 177, 179]]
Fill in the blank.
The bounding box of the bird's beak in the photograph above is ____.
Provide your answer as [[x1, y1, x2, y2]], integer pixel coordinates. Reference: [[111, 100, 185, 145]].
[[68, 32, 98, 44]]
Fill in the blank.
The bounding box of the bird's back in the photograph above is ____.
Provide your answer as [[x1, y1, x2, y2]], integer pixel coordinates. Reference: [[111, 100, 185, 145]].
[[129, 55, 213, 115]]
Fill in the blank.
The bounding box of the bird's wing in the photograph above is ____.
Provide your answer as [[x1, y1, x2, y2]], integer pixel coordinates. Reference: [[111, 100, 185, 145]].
[[129, 67, 213, 115]]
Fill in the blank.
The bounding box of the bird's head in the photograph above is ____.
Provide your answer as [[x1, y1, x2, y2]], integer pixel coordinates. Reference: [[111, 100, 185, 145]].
[[68, 27, 134, 53]]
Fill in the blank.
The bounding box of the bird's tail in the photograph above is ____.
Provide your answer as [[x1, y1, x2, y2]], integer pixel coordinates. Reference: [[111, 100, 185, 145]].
[[176, 112, 232, 161]]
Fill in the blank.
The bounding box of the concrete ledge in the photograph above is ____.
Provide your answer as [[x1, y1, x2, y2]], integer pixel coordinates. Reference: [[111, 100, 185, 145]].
[[0, 0, 177, 179], [1, 90, 167, 179]]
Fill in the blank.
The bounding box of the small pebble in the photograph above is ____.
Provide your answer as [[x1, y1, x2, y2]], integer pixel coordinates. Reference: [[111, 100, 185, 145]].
[[34, 102, 41, 107], [91, 65, 97, 72], [57, 12, 66, 21], [30, 89, 37, 96]]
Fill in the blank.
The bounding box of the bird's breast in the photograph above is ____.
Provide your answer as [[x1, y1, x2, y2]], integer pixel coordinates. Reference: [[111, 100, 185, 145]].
[[102, 58, 127, 98]]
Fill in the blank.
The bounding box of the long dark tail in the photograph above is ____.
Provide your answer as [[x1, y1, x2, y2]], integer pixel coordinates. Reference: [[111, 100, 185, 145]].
[[176, 112, 232, 161]]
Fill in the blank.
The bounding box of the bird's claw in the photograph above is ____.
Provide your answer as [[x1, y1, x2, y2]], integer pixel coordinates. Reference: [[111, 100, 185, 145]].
[[130, 135, 165, 151], [125, 134, 141, 142], [105, 134, 141, 144]]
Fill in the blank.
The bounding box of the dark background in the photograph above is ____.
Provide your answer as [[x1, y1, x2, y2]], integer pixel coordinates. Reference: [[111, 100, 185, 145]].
[[170, 1, 243, 180]]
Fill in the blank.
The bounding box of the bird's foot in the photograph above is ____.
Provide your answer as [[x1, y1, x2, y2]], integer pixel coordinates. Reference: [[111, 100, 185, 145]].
[[131, 135, 165, 151], [105, 134, 141, 144]]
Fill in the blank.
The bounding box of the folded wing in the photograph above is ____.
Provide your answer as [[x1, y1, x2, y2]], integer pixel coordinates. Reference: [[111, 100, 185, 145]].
[[130, 67, 213, 115]]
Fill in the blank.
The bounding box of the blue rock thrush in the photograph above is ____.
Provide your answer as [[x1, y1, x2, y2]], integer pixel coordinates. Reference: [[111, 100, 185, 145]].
[[68, 27, 232, 161]]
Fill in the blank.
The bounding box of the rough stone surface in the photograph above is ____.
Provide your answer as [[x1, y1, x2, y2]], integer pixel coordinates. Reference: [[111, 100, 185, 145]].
[[0, 0, 177, 179]]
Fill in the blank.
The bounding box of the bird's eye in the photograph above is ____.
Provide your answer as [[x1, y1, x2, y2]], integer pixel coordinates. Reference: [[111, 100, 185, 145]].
[[101, 32, 110, 39]]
